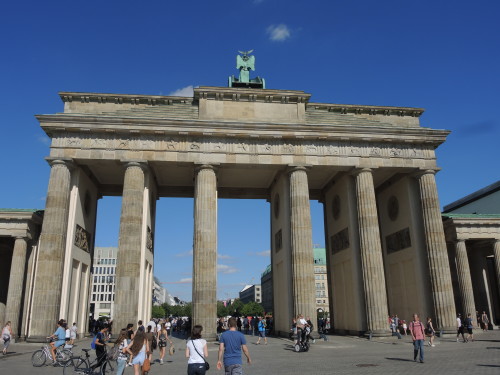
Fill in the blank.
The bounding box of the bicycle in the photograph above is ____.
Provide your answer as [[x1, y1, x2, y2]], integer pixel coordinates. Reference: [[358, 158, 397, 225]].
[[64, 347, 116, 375], [31, 338, 72, 367]]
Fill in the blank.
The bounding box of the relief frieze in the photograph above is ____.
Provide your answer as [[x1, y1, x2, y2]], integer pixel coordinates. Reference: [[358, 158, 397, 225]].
[[54, 132, 428, 159]]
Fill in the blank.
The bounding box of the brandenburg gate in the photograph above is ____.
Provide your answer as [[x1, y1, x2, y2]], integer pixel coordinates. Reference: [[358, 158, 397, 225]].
[[21, 57, 461, 340]]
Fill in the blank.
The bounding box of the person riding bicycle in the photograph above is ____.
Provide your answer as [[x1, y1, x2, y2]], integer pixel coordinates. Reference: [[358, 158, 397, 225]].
[[47, 320, 66, 363]]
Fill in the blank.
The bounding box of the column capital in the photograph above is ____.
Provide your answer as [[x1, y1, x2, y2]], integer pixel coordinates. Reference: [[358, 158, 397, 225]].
[[412, 168, 440, 179], [121, 160, 149, 171], [14, 235, 29, 241], [45, 157, 75, 169], [194, 163, 219, 174], [287, 164, 311, 174], [350, 167, 373, 177], [455, 238, 467, 244], [492, 238, 500, 245]]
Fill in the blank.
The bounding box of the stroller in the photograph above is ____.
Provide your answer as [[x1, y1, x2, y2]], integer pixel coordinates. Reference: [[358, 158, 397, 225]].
[[294, 326, 311, 352]]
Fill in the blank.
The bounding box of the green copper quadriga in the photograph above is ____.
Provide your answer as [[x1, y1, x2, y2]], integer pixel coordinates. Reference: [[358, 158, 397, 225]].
[[229, 50, 266, 89]]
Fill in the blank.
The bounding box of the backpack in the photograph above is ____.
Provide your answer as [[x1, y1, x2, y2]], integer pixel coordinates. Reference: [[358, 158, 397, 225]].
[[91, 336, 97, 350]]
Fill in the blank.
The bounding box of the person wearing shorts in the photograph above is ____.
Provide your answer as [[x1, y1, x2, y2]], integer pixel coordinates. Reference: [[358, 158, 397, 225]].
[[256, 317, 267, 345], [465, 313, 474, 342], [2, 321, 13, 355], [48, 320, 66, 363], [217, 317, 251, 375]]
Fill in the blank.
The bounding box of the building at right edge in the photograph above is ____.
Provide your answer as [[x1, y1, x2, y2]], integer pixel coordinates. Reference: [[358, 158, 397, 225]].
[[442, 181, 500, 328]]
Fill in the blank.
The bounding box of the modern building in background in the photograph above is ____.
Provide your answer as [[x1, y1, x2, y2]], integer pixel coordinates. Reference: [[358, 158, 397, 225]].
[[313, 246, 329, 316], [90, 247, 117, 319], [260, 264, 273, 313], [153, 277, 175, 306], [239, 284, 261, 304]]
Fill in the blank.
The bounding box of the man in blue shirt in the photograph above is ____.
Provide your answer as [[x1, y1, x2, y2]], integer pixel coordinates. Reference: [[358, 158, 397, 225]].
[[217, 317, 251, 374]]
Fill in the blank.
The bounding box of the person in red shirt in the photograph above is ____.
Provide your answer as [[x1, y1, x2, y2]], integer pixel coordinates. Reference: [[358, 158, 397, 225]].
[[409, 314, 425, 363]]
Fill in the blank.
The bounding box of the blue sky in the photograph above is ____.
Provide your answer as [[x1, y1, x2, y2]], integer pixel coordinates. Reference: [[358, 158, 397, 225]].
[[1, 0, 499, 301]]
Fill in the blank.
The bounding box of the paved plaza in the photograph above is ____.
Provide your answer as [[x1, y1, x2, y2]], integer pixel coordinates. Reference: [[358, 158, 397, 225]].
[[2, 330, 499, 375]]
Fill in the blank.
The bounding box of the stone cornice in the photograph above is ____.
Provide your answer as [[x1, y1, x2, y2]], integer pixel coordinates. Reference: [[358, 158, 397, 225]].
[[36, 114, 450, 145], [59, 92, 193, 105], [194, 86, 311, 103], [307, 102, 424, 118]]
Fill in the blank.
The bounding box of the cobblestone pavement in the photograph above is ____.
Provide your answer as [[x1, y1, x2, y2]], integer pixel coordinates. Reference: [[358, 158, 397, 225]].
[[2, 330, 499, 375]]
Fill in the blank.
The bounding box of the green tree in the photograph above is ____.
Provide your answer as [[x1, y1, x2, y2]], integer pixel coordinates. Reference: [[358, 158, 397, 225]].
[[240, 301, 264, 317], [217, 301, 229, 317], [183, 303, 192, 318], [152, 305, 166, 319], [161, 303, 171, 316], [228, 299, 244, 316]]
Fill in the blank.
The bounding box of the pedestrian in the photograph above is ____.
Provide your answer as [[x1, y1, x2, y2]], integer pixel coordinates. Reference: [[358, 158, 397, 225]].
[[137, 320, 145, 333], [186, 325, 208, 375], [2, 321, 13, 355], [481, 311, 489, 332], [456, 314, 465, 342], [243, 317, 249, 335], [237, 318, 242, 332], [158, 323, 172, 365], [256, 317, 267, 345], [166, 319, 172, 337], [125, 331, 149, 375], [145, 325, 155, 362], [92, 324, 109, 371], [217, 317, 251, 375], [464, 313, 474, 342], [409, 314, 425, 363], [114, 329, 129, 375], [69, 322, 77, 345], [425, 317, 436, 347]]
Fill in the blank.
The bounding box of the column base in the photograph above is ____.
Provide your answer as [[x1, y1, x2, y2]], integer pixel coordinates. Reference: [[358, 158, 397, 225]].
[[365, 329, 392, 339], [26, 335, 50, 343], [437, 327, 457, 337]]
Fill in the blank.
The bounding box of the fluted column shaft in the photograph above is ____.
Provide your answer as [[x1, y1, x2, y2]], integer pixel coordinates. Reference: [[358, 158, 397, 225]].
[[289, 167, 316, 324], [192, 165, 217, 340], [354, 168, 390, 335], [455, 240, 476, 320], [113, 162, 147, 333], [417, 170, 456, 332], [493, 240, 500, 310], [29, 159, 72, 340], [5, 236, 28, 340]]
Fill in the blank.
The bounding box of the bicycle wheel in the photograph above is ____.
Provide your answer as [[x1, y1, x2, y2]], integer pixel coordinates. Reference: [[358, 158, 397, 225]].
[[57, 349, 72, 365], [31, 349, 47, 367], [63, 357, 89, 375], [100, 359, 114, 375]]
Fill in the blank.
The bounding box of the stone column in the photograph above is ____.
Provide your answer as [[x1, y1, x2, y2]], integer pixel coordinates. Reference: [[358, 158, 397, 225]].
[[289, 166, 316, 324], [454, 240, 476, 320], [113, 162, 147, 333], [493, 240, 500, 310], [5, 236, 29, 340], [28, 158, 73, 341], [353, 168, 390, 336], [416, 170, 456, 332], [192, 164, 217, 340]]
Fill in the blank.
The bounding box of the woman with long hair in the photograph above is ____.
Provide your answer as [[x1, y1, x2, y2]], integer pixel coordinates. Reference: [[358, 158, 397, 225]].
[[2, 321, 13, 355], [158, 323, 172, 365], [185, 325, 208, 375], [126, 331, 149, 375], [145, 325, 154, 363], [425, 317, 436, 347], [114, 329, 129, 375]]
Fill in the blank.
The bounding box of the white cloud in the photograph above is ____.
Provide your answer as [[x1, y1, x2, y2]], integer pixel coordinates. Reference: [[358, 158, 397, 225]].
[[169, 85, 195, 97], [217, 264, 239, 274], [267, 24, 291, 42], [175, 249, 193, 257], [218, 254, 233, 260]]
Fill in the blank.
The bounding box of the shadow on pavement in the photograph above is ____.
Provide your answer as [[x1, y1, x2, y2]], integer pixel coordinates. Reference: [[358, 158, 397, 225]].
[[385, 357, 414, 362], [477, 364, 500, 368]]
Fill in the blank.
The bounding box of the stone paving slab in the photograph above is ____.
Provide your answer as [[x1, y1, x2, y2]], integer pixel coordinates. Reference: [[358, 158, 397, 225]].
[[1, 330, 499, 374]]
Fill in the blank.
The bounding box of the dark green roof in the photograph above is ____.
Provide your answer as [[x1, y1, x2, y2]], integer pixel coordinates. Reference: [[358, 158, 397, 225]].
[[0, 208, 43, 213], [442, 213, 500, 219]]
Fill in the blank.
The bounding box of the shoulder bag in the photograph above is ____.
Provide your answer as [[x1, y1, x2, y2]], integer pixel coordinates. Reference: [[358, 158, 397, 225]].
[[191, 339, 209, 370]]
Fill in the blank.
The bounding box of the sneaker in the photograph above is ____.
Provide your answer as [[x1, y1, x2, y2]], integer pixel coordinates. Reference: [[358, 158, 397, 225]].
[[160, 359, 163, 365], [431, 344, 435, 347], [456, 339, 459, 342], [420, 360, 424, 363]]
